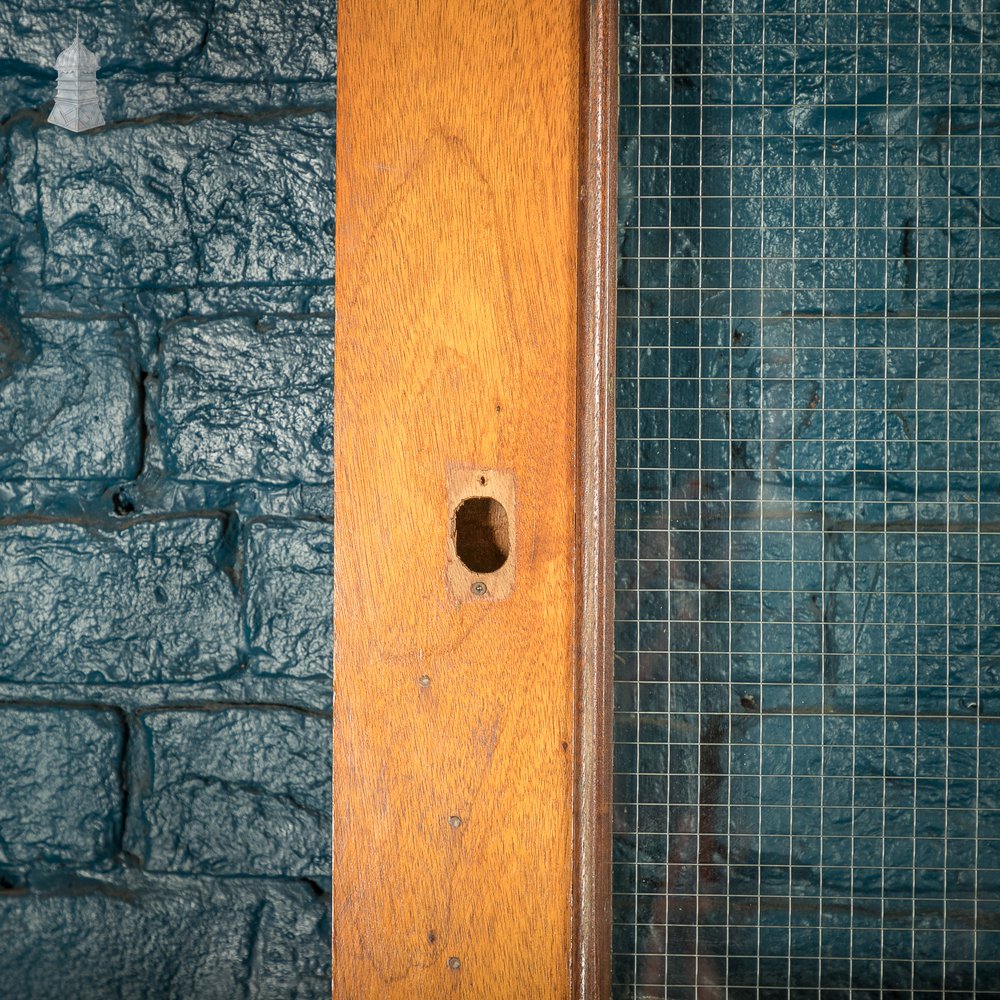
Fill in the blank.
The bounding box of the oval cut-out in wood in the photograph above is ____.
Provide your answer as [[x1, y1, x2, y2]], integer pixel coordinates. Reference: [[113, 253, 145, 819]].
[[454, 496, 510, 573], [445, 465, 516, 603]]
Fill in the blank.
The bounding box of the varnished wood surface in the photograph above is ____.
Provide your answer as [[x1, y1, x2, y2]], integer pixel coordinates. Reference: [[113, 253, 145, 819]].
[[573, 3, 618, 997], [334, 1, 615, 996]]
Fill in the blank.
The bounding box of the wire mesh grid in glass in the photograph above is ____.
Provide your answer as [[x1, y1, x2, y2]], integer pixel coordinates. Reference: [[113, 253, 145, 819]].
[[613, 0, 1000, 995]]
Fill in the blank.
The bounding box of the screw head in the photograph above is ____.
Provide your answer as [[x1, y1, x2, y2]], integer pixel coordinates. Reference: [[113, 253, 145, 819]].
[[448, 814, 462, 828], [471, 581, 487, 597], [448, 956, 461, 971], [418, 675, 431, 687]]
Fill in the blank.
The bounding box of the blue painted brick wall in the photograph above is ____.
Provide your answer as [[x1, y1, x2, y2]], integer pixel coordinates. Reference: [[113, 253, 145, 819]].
[[0, 3, 334, 995]]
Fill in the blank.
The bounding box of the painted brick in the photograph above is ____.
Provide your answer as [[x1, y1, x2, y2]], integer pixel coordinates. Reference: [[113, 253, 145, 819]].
[[246, 520, 332, 681], [0, 874, 329, 1000], [199, 1, 338, 80], [0, 708, 122, 866], [0, 5, 208, 101], [0, 519, 241, 684], [153, 317, 332, 484], [11, 118, 334, 297], [0, 0, 335, 984], [0, 317, 138, 481], [0, 2, 336, 122], [133, 709, 329, 877]]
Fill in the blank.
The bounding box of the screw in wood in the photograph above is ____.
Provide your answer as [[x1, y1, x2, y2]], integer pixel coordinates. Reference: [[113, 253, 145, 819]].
[[448, 815, 462, 828], [418, 675, 431, 687], [448, 957, 461, 971], [471, 581, 487, 596]]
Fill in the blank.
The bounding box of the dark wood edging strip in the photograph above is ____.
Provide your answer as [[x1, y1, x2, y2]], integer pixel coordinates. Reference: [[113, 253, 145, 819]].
[[574, 1, 618, 998]]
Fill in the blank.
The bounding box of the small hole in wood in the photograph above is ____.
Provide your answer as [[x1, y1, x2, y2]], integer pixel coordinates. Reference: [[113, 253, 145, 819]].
[[454, 497, 509, 574]]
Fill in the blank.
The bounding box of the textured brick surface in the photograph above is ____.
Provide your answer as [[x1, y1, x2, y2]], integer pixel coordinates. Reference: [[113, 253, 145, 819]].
[[154, 318, 333, 484], [10, 119, 335, 295], [0, 708, 123, 867], [0, 519, 242, 684], [0, 0, 334, 991], [0, 2, 338, 121], [246, 521, 333, 680], [134, 709, 330, 877], [0, 875, 329, 1000], [0, 318, 138, 481]]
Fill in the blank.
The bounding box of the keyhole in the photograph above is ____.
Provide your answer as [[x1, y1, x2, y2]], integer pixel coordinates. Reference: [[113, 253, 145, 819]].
[[453, 497, 510, 573]]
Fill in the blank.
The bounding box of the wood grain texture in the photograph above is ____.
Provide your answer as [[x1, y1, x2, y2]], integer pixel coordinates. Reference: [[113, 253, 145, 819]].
[[334, 1, 615, 996]]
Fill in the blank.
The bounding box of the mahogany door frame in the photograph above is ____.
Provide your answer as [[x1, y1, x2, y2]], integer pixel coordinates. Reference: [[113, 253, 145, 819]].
[[334, 2, 617, 995]]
